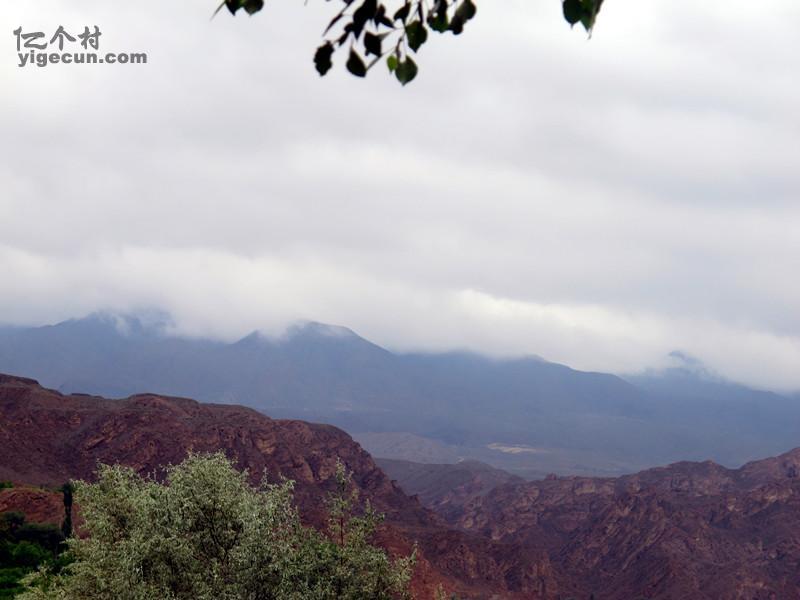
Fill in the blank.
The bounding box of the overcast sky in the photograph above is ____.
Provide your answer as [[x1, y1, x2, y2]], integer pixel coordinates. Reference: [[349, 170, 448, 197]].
[[2, 0, 799, 391]]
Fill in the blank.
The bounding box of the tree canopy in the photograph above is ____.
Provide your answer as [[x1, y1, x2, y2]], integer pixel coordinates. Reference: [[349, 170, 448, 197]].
[[216, 0, 604, 84], [20, 453, 414, 600]]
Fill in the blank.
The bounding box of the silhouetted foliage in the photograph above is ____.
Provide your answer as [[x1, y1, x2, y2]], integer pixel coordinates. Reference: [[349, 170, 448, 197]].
[[59, 484, 73, 540], [216, 0, 604, 84]]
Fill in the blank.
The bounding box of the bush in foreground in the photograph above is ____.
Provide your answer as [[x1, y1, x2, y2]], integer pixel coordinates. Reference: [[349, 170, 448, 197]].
[[20, 453, 414, 599]]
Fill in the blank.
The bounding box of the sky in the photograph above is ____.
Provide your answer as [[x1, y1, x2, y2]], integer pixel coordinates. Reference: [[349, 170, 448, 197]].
[[1, 0, 799, 391]]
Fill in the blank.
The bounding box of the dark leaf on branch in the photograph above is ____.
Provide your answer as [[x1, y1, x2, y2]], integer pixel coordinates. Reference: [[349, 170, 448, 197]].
[[243, 0, 264, 15], [364, 32, 383, 56], [449, 15, 464, 35], [374, 5, 394, 28], [346, 48, 368, 77], [455, 0, 477, 23], [314, 42, 334, 76], [225, 0, 240, 15], [395, 56, 418, 85], [352, 0, 379, 38], [562, 0, 583, 25], [427, 3, 449, 33], [394, 2, 411, 23], [406, 21, 428, 52]]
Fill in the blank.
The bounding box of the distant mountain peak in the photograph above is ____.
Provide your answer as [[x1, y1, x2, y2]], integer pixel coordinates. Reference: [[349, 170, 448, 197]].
[[232, 321, 368, 349], [70, 310, 173, 338], [233, 330, 269, 347], [665, 350, 719, 380], [286, 320, 359, 340], [667, 350, 703, 368]]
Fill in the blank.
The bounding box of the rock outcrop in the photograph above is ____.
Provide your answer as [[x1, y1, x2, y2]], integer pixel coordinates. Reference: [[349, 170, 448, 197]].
[[0, 373, 553, 599], [438, 453, 800, 598]]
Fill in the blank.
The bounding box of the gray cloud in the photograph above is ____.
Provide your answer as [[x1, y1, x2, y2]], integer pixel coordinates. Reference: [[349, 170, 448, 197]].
[[1, 0, 799, 391]]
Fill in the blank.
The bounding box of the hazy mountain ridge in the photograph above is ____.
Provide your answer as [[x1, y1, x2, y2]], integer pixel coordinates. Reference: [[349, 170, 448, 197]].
[[1, 313, 799, 475], [6, 374, 800, 598], [376, 459, 524, 522]]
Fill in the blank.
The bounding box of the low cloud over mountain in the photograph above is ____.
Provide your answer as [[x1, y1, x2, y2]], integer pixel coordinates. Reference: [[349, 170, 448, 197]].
[[2, 313, 799, 476]]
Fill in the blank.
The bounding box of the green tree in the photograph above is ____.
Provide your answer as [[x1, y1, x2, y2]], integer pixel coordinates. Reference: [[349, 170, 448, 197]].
[[215, 0, 604, 84], [318, 460, 415, 599], [19, 452, 413, 600], [15, 524, 63, 557], [59, 483, 73, 541], [0, 512, 66, 599], [10, 543, 49, 570]]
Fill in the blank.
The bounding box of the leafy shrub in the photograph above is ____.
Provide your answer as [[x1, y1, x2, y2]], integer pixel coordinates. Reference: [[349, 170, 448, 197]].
[[10, 543, 48, 569], [16, 525, 63, 555], [20, 452, 414, 599], [0, 511, 65, 596], [0, 566, 29, 598], [0, 513, 24, 540]]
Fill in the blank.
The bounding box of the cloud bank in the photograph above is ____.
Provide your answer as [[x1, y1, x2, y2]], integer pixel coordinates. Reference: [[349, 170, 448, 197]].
[[2, 0, 799, 391]]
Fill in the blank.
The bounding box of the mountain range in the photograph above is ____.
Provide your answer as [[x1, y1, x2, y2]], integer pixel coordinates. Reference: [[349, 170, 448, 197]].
[[5, 374, 800, 599], [0, 373, 555, 599], [1, 313, 799, 477], [384, 449, 800, 599]]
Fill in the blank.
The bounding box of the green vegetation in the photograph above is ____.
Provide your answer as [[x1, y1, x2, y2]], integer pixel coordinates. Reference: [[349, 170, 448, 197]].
[[0, 512, 68, 599], [217, 0, 604, 84], [58, 484, 73, 541], [20, 453, 414, 599], [0, 483, 12, 491]]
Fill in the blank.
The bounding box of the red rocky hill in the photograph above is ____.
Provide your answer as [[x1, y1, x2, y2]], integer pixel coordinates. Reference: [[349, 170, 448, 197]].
[[424, 452, 800, 599], [0, 373, 552, 599], [5, 372, 800, 599]]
